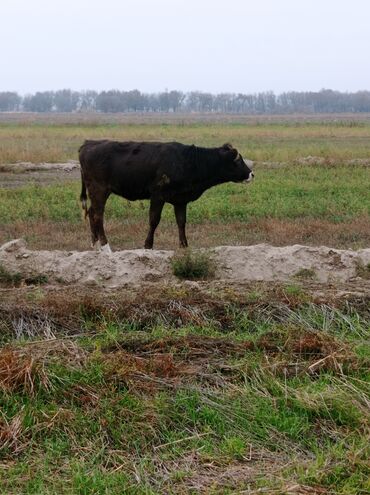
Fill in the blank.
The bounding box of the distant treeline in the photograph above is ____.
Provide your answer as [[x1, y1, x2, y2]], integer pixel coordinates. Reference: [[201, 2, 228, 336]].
[[1, 89, 370, 113]]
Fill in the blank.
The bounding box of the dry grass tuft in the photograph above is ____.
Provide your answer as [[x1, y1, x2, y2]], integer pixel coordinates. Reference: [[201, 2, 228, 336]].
[[257, 329, 357, 377], [105, 334, 254, 358], [101, 351, 180, 393], [101, 335, 255, 392], [0, 412, 25, 456], [0, 302, 81, 340], [0, 347, 51, 395]]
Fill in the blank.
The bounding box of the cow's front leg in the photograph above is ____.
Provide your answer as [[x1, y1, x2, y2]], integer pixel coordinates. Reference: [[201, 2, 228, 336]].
[[174, 203, 188, 248], [144, 198, 164, 249]]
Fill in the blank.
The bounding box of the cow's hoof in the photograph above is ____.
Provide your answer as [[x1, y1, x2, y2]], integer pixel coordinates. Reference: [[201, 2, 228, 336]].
[[92, 240, 101, 252], [101, 243, 112, 254]]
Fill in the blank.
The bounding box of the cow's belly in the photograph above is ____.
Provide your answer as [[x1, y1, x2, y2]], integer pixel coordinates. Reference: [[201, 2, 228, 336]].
[[111, 178, 207, 204], [162, 188, 205, 204], [111, 185, 151, 201]]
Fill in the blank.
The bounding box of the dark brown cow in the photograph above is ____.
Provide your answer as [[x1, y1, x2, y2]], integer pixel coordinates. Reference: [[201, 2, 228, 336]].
[[79, 140, 253, 252]]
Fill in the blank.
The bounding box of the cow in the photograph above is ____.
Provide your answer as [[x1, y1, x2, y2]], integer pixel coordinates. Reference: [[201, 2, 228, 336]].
[[79, 140, 254, 252]]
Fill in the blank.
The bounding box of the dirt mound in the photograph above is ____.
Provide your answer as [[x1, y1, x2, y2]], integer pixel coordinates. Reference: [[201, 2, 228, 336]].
[[213, 244, 370, 283], [0, 239, 173, 287], [0, 161, 79, 173], [1, 239, 369, 288]]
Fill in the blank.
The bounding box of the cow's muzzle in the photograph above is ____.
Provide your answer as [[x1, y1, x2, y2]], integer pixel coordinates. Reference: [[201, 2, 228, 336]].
[[243, 172, 254, 183]]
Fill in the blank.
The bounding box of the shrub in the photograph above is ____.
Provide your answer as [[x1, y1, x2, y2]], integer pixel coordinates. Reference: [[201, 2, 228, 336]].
[[356, 261, 370, 280], [0, 265, 22, 286], [0, 265, 48, 287], [171, 249, 215, 280]]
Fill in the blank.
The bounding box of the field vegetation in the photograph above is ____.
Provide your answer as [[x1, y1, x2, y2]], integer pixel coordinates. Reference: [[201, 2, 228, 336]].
[[0, 114, 369, 493], [2, 117, 370, 164], [0, 116, 370, 250], [0, 284, 369, 494]]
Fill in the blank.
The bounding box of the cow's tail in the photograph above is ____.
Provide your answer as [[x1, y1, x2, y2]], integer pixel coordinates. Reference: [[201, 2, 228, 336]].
[[79, 141, 89, 218], [80, 171, 88, 218], [78, 141, 87, 219]]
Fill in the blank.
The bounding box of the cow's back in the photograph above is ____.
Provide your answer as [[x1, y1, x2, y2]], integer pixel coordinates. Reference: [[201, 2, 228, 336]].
[[79, 140, 189, 201]]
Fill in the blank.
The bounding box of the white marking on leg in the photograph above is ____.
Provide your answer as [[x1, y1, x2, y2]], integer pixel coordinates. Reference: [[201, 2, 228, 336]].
[[101, 243, 112, 254]]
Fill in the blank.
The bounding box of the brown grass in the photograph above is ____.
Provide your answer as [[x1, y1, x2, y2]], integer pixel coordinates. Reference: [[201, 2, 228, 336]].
[[0, 347, 51, 395], [101, 352, 181, 393], [107, 335, 254, 357], [177, 454, 290, 495], [0, 413, 25, 456], [2, 112, 370, 126], [257, 329, 357, 377], [98, 329, 358, 394], [1, 281, 369, 344], [1, 216, 370, 251], [100, 335, 255, 393]]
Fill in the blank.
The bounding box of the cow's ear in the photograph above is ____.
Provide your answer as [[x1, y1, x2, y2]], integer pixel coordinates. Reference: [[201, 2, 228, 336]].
[[220, 144, 238, 161], [222, 143, 234, 150]]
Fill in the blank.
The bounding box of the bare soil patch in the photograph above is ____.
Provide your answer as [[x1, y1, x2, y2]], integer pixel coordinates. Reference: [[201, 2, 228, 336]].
[[0, 161, 80, 188]]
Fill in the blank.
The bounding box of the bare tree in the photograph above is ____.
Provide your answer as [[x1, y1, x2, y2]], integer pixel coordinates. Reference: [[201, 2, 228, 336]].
[[0, 92, 21, 111]]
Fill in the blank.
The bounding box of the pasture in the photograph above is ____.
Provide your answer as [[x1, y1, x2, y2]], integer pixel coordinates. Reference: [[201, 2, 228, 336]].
[[0, 114, 369, 494], [0, 114, 370, 250]]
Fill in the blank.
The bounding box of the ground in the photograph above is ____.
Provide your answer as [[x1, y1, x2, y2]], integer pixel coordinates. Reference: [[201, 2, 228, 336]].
[[0, 113, 369, 494]]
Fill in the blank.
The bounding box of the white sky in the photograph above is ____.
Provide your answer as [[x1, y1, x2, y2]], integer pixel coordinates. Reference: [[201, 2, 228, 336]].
[[1, 0, 369, 94]]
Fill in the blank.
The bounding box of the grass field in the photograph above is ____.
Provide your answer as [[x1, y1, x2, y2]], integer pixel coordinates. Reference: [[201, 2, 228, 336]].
[[0, 285, 369, 494], [0, 114, 369, 494], [0, 115, 370, 249], [2, 117, 370, 164]]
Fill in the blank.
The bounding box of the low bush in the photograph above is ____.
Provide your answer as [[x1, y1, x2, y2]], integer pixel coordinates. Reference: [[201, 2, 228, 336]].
[[171, 249, 215, 280]]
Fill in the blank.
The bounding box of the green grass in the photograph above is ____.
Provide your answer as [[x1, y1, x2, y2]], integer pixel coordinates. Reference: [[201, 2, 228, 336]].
[[0, 163, 369, 225], [0, 294, 369, 494], [1, 119, 370, 249], [0, 117, 369, 492], [0, 264, 22, 286]]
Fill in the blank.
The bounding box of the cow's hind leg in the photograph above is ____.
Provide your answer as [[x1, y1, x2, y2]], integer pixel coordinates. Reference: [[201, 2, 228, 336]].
[[174, 203, 188, 248], [144, 198, 164, 249], [88, 191, 111, 252]]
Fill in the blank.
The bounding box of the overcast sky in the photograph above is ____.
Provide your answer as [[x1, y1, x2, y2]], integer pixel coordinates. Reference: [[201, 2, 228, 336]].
[[1, 0, 369, 95]]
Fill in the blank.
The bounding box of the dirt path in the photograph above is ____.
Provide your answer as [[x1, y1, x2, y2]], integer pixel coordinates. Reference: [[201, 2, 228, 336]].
[[0, 161, 80, 188], [1, 239, 369, 289]]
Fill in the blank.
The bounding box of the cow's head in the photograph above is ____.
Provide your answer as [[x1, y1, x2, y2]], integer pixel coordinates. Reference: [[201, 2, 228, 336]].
[[219, 143, 254, 183]]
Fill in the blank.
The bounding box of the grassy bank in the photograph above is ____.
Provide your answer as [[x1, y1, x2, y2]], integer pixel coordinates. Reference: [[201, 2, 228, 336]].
[[0, 285, 369, 494], [0, 116, 369, 493]]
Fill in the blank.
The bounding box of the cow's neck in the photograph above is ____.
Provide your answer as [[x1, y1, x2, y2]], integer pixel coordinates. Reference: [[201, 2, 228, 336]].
[[192, 147, 225, 184]]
